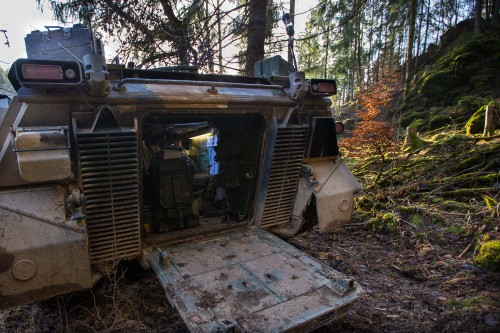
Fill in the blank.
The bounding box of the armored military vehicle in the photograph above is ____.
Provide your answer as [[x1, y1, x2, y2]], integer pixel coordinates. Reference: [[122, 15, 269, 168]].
[[0, 23, 362, 332]]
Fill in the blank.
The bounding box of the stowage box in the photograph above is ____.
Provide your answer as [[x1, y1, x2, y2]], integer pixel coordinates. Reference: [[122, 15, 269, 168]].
[[25, 24, 103, 61]]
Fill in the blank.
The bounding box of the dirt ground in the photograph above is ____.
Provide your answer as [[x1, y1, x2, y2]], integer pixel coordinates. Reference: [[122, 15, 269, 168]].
[[1, 218, 499, 333]]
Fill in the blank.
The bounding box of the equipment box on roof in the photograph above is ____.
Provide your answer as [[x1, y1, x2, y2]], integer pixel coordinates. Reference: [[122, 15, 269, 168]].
[[25, 24, 103, 61]]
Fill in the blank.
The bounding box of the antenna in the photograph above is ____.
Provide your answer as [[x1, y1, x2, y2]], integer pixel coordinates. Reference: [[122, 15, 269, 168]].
[[282, 12, 297, 71], [83, 1, 98, 54], [0, 30, 10, 47]]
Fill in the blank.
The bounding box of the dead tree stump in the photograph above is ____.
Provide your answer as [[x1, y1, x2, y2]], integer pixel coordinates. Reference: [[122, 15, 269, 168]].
[[483, 105, 494, 137]]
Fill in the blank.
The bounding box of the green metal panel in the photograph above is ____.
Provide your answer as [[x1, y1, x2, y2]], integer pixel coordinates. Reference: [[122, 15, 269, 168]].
[[254, 55, 295, 77]]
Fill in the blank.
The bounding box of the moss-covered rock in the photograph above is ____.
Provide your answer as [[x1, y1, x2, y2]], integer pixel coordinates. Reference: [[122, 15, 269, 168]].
[[465, 103, 498, 135], [418, 69, 462, 104], [409, 118, 426, 130], [406, 128, 428, 151], [460, 63, 482, 82], [453, 52, 477, 68], [475, 240, 500, 272], [431, 133, 448, 141], [429, 107, 443, 117], [406, 26, 500, 113], [453, 51, 478, 80], [430, 134, 471, 151], [400, 110, 427, 127], [465, 105, 485, 134], [429, 115, 452, 129], [454, 96, 490, 117], [468, 75, 494, 93], [436, 33, 500, 71]]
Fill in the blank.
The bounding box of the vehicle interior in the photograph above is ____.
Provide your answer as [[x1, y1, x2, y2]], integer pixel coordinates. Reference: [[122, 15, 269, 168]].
[[140, 113, 265, 235]]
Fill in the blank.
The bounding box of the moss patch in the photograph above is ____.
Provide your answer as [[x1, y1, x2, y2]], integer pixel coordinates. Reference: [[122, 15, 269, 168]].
[[409, 118, 426, 130], [469, 75, 494, 93], [441, 200, 472, 212], [429, 115, 452, 130], [474, 240, 500, 272], [445, 295, 495, 311], [400, 110, 427, 127], [407, 129, 429, 151], [367, 212, 399, 235]]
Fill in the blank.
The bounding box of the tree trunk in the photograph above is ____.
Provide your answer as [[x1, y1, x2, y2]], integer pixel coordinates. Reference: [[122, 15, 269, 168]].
[[288, 0, 295, 64], [356, 13, 363, 86], [217, 0, 223, 73], [245, 0, 267, 76], [493, 0, 500, 27], [415, 0, 424, 69], [423, 0, 430, 54], [367, 7, 375, 85], [160, 0, 189, 65], [324, 31, 330, 79], [405, 0, 418, 99], [475, 0, 483, 33], [205, 0, 214, 73], [381, 23, 388, 79], [435, 0, 443, 44], [375, 5, 384, 83]]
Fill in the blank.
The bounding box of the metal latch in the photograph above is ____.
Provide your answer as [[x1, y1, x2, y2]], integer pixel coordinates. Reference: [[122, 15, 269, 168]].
[[63, 27, 72, 39], [68, 189, 86, 221], [330, 275, 356, 296], [156, 248, 170, 270]]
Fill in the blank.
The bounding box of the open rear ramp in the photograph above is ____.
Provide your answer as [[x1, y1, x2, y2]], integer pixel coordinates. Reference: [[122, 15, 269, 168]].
[[149, 227, 361, 333]]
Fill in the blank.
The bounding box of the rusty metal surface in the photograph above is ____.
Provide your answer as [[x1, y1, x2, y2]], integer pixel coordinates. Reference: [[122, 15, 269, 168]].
[[0, 99, 73, 188], [149, 227, 360, 333], [15, 84, 330, 109], [0, 186, 95, 309]]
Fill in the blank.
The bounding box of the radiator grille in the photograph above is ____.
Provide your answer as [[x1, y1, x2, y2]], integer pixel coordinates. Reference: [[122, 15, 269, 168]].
[[261, 127, 308, 228], [77, 131, 141, 262], [306, 117, 340, 159]]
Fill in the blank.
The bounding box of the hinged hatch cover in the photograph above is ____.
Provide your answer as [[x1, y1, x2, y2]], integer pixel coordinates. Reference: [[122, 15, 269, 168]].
[[149, 227, 361, 333]]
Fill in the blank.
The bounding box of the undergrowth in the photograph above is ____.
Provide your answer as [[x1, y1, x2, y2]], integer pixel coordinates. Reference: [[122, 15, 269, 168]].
[[342, 128, 500, 266]]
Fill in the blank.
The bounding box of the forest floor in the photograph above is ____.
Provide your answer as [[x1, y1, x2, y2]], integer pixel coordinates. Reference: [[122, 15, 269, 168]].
[[1, 222, 498, 333], [1, 131, 499, 333]]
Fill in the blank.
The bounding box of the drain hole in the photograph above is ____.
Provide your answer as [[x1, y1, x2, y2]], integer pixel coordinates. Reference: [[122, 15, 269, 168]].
[[241, 281, 254, 290], [265, 273, 279, 282]]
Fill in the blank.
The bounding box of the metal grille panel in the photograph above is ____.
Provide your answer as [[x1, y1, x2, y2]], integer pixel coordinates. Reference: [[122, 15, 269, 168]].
[[261, 127, 308, 228], [77, 131, 141, 262]]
